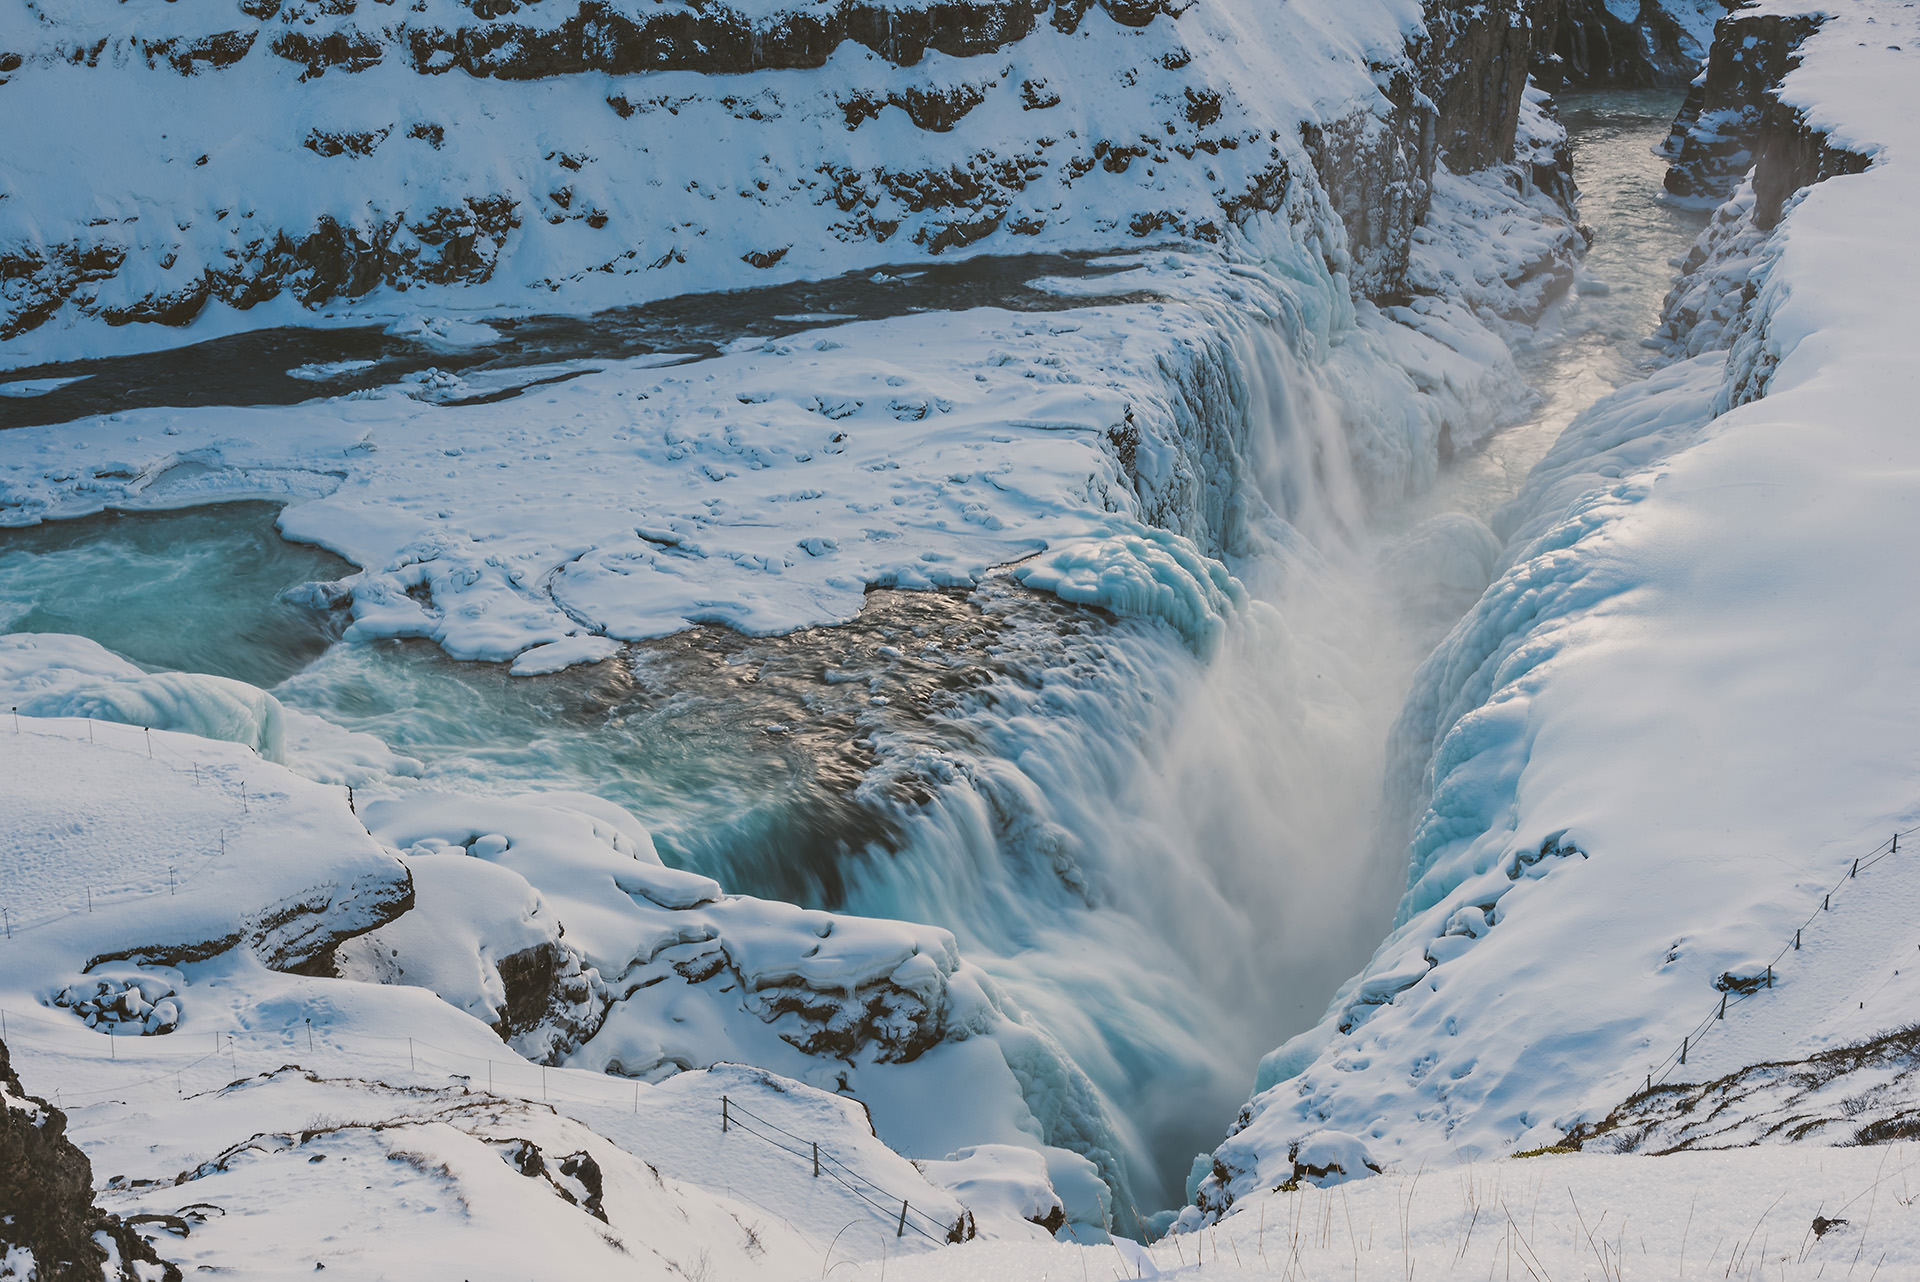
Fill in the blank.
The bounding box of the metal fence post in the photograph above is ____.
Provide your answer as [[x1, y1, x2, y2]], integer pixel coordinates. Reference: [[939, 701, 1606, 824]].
[[897, 1200, 908, 1238], [722, 1095, 729, 1132]]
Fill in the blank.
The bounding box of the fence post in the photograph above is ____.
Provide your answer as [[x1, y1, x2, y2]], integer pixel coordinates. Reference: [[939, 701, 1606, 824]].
[[1852, 859, 1859, 878], [1645, 1072, 1651, 1094], [897, 1200, 909, 1238], [144, 727, 152, 758], [1681, 1036, 1687, 1065], [1765, 965, 1772, 989], [722, 1095, 730, 1132], [306, 1018, 314, 1052], [1824, 893, 1830, 911], [1718, 993, 1726, 1020], [1795, 929, 1801, 950], [813, 1141, 820, 1177]]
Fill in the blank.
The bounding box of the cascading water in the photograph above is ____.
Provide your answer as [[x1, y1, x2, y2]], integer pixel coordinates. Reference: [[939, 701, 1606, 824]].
[[0, 88, 1705, 1224]]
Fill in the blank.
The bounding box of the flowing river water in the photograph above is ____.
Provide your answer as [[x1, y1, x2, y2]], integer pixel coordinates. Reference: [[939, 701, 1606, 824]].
[[0, 89, 1705, 1212]]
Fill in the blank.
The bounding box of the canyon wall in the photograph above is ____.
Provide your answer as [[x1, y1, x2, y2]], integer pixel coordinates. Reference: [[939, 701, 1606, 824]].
[[0, 0, 1561, 352]]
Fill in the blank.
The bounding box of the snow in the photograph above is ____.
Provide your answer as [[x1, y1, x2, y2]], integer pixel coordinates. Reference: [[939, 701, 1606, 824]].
[[0, 65, 1584, 1227], [0, 704, 1117, 1259], [829, 1146, 1920, 1280], [11, 0, 1910, 1273], [1198, 0, 1920, 1221], [0, 376, 89, 399], [0, 254, 1504, 673], [0, 0, 1432, 367], [0, 634, 288, 760]]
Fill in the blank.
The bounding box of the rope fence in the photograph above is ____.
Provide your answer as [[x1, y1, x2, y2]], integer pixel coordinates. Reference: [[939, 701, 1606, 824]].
[[720, 1096, 960, 1244], [1640, 818, 1920, 1094], [0, 710, 351, 940], [0, 997, 960, 1248]]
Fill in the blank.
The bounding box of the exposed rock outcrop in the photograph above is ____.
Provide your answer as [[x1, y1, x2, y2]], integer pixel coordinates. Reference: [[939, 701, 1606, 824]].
[[0, 1038, 180, 1281], [1570, 1024, 1920, 1154], [1662, 9, 1869, 221], [1531, 0, 1732, 90]]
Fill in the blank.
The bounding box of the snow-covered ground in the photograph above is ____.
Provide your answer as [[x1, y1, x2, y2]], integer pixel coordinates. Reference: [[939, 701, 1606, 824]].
[[0, 711, 1095, 1269], [1194, 0, 1920, 1227], [0, 0, 1433, 362]]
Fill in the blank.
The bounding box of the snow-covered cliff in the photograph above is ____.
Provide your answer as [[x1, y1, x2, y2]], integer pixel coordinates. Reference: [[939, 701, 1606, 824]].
[[0, 0, 1556, 356], [1193, 0, 1920, 1222]]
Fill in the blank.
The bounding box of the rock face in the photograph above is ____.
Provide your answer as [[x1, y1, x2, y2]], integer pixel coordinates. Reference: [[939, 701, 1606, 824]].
[[1662, 9, 1870, 222], [1571, 1025, 1920, 1154], [0, 0, 1564, 348], [1531, 0, 1732, 90], [0, 1039, 179, 1281]]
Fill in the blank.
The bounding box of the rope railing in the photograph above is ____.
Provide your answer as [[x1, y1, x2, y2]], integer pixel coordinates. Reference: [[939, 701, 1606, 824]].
[[0, 712, 287, 940], [1640, 818, 1920, 1095], [1, 1000, 960, 1249], [722, 1095, 958, 1245], [2, 710, 966, 1250]]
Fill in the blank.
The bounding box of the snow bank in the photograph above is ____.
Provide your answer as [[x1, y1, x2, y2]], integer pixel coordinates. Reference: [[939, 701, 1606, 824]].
[[0, 708, 1087, 1268], [0, 634, 287, 761], [1198, 0, 1920, 1214], [0, 715, 409, 973], [337, 788, 1115, 1229]]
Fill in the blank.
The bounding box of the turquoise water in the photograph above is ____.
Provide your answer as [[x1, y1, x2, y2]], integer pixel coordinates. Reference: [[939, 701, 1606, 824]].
[[0, 503, 351, 688]]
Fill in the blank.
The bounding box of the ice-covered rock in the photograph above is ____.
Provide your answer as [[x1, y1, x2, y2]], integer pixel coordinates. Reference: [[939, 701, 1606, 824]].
[[0, 633, 286, 760]]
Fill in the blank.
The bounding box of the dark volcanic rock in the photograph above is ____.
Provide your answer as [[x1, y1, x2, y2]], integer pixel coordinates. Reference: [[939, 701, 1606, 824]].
[[1422, 0, 1538, 173], [1532, 0, 1734, 91], [1663, 10, 1871, 226], [0, 1039, 181, 1281]]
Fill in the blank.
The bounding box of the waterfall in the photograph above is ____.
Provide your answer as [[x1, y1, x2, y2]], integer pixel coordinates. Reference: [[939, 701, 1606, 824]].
[[789, 275, 1469, 1210]]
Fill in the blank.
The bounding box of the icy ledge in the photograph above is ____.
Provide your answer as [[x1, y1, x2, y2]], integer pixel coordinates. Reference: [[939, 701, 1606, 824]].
[[0, 252, 1518, 672]]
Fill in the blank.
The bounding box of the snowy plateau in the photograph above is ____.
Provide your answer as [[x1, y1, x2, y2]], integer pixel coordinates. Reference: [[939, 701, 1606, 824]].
[[5, 0, 1920, 1278]]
